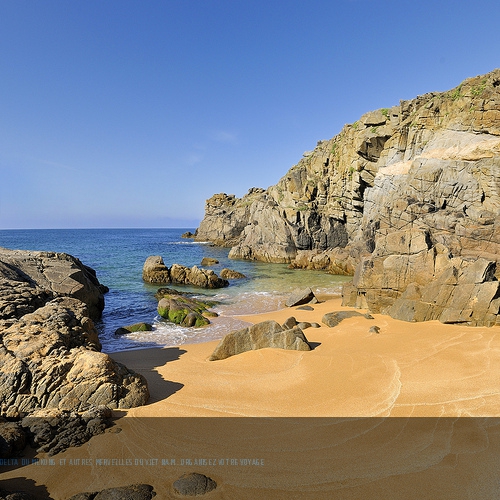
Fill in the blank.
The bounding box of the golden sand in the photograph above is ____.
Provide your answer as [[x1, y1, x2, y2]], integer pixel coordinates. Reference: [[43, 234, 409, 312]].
[[2, 298, 500, 499]]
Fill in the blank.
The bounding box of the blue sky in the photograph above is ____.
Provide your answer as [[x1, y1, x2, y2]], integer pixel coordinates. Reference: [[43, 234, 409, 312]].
[[0, 0, 498, 229]]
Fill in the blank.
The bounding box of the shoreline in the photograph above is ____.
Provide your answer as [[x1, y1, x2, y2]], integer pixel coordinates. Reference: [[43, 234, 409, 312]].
[[110, 296, 500, 418], [2, 297, 500, 499]]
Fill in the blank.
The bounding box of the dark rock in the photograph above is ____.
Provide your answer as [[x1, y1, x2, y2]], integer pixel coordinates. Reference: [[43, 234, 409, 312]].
[[172, 472, 216, 496], [67, 484, 156, 500], [209, 320, 311, 361], [296, 305, 314, 311], [200, 257, 219, 266], [285, 288, 317, 307], [322, 311, 367, 327], [0, 490, 36, 500], [369, 326, 381, 334], [181, 231, 194, 238], [21, 406, 112, 456], [220, 268, 246, 279], [297, 322, 312, 330], [282, 317, 297, 329], [115, 323, 153, 335], [0, 421, 26, 458]]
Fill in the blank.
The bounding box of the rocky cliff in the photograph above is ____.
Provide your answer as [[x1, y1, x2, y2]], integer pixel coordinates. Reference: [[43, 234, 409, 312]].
[[195, 69, 500, 325]]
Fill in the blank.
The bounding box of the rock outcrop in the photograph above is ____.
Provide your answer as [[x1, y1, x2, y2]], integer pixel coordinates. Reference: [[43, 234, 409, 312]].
[[342, 228, 500, 326], [0, 249, 149, 457], [196, 69, 500, 325], [0, 247, 107, 320], [142, 256, 229, 288], [209, 320, 311, 361]]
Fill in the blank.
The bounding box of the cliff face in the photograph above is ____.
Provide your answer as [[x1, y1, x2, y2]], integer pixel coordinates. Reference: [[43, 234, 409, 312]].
[[197, 69, 500, 263], [196, 69, 500, 325]]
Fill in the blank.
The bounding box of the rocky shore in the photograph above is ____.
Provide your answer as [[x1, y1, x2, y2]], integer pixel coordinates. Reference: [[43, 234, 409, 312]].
[[194, 69, 500, 326], [0, 248, 149, 461]]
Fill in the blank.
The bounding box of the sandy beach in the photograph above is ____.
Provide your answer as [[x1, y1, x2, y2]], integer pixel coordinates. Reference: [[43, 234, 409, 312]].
[[2, 298, 500, 499]]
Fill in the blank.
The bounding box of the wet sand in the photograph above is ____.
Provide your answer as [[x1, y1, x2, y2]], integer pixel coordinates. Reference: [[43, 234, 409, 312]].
[[2, 298, 500, 499]]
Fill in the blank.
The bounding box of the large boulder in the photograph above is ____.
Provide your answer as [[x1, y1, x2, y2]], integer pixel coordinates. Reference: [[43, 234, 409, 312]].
[[142, 256, 171, 284], [0, 247, 106, 320], [209, 320, 311, 361], [0, 297, 149, 414], [142, 257, 228, 288]]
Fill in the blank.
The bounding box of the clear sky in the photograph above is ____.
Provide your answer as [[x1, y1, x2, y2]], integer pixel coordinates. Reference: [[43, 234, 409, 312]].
[[0, 0, 499, 229]]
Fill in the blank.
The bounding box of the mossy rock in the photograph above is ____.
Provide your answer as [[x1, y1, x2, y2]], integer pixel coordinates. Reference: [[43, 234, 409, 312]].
[[182, 312, 210, 327], [115, 323, 153, 335], [157, 295, 214, 327]]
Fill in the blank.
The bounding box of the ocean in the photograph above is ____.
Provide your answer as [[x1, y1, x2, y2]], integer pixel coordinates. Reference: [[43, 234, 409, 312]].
[[0, 228, 349, 353]]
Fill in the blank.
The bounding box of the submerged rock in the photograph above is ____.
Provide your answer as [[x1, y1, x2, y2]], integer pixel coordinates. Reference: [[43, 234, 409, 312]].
[[200, 257, 219, 266], [209, 320, 311, 361], [115, 323, 153, 335], [220, 268, 246, 279]]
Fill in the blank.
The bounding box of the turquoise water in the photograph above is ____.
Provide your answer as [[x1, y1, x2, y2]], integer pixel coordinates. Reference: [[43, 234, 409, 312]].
[[0, 229, 349, 352]]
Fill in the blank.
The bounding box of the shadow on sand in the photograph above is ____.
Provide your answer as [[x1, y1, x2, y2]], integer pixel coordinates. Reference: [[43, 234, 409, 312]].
[[110, 346, 186, 403], [0, 477, 52, 499]]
